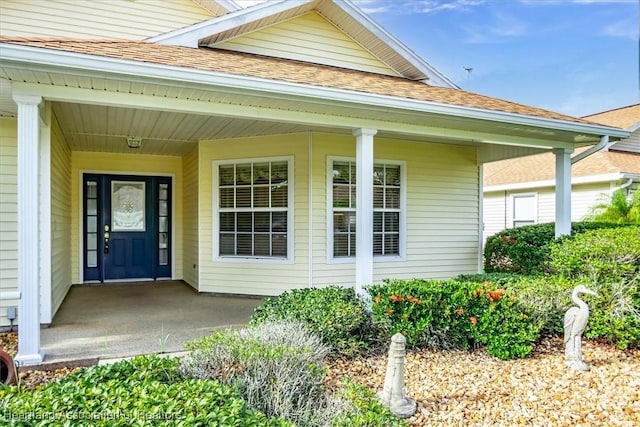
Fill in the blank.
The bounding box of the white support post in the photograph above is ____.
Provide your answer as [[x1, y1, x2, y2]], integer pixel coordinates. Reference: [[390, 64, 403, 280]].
[[14, 94, 45, 365], [40, 101, 52, 324], [554, 147, 574, 238], [353, 128, 377, 299]]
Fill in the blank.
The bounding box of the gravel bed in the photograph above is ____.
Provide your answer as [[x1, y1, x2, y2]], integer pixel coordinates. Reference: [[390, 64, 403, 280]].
[[326, 336, 639, 426], [3, 332, 639, 426]]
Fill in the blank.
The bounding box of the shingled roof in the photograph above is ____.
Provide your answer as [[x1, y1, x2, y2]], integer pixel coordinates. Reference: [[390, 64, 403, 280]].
[[484, 104, 640, 188], [484, 147, 640, 187], [583, 104, 640, 130], [0, 38, 600, 125]]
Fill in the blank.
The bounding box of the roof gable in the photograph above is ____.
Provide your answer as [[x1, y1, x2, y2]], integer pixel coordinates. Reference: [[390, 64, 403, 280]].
[[149, 0, 456, 87], [213, 11, 400, 76], [0, 0, 219, 40]]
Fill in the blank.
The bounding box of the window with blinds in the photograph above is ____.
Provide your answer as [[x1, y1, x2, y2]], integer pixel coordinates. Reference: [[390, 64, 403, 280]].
[[331, 159, 401, 258], [217, 159, 290, 259]]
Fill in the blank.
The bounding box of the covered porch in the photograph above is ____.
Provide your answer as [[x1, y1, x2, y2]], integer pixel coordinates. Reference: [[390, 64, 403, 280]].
[[39, 281, 262, 365]]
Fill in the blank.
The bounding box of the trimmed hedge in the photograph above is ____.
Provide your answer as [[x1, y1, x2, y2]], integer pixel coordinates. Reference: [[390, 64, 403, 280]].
[[367, 279, 543, 359], [250, 286, 375, 357], [483, 222, 630, 274]]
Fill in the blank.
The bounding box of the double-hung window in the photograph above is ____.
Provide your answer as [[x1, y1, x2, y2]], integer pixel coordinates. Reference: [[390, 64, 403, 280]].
[[216, 158, 291, 260], [330, 158, 403, 259]]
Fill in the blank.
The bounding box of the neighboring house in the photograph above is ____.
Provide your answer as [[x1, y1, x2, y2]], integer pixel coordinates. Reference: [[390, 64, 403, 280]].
[[483, 104, 640, 242], [0, 0, 628, 364]]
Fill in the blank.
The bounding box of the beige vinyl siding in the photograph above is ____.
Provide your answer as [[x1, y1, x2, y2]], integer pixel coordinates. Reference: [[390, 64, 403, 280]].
[[482, 192, 508, 243], [70, 152, 184, 284], [198, 133, 310, 296], [0, 119, 18, 327], [310, 134, 480, 287], [0, 0, 215, 39], [50, 115, 72, 318], [215, 11, 400, 76], [378, 138, 479, 280], [571, 184, 612, 220], [182, 145, 199, 289], [532, 185, 611, 224]]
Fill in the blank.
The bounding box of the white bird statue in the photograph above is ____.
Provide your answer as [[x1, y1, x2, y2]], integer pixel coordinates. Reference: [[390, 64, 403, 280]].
[[564, 284, 597, 371]]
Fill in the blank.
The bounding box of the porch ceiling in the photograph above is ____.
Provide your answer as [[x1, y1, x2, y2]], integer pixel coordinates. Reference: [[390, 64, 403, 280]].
[[51, 102, 318, 156]]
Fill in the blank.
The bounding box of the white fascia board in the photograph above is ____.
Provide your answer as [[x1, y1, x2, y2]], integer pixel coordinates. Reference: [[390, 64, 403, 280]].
[[627, 121, 640, 132], [0, 43, 631, 142], [483, 173, 627, 193], [148, 0, 314, 46], [335, 0, 457, 88]]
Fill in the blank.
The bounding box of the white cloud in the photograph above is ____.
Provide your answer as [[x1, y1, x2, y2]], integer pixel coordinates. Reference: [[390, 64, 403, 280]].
[[353, 0, 486, 15]]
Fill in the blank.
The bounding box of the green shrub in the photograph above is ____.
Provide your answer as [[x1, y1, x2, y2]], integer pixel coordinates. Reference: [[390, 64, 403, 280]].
[[367, 279, 542, 359], [484, 222, 630, 274], [487, 274, 640, 350], [0, 355, 290, 426], [548, 226, 640, 281], [333, 379, 407, 427], [456, 272, 529, 287], [546, 226, 640, 349], [181, 320, 350, 426], [250, 286, 374, 357], [583, 278, 640, 349]]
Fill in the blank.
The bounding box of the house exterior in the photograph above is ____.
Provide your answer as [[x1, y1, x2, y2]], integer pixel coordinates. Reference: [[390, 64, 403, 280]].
[[483, 104, 640, 242], [0, 0, 629, 365]]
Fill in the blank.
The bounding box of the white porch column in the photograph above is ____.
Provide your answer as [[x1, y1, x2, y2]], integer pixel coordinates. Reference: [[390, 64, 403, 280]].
[[14, 94, 45, 365], [354, 128, 377, 299], [553, 147, 574, 238]]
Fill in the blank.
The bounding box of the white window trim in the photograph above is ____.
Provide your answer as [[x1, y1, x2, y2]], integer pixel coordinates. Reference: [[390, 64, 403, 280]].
[[511, 192, 538, 228], [326, 156, 406, 264], [212, 156, 294, 264]]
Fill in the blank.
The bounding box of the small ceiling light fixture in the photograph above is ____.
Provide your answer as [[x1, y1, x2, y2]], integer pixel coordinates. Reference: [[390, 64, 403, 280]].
[[126, 137, 142, 149]]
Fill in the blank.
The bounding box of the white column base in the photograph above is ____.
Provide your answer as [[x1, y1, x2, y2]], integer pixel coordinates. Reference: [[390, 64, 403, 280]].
[[15, 350, 45, 366]]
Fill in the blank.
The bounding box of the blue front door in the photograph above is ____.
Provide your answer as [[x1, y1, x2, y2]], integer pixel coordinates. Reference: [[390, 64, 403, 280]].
[[83, 174, 172, 282]]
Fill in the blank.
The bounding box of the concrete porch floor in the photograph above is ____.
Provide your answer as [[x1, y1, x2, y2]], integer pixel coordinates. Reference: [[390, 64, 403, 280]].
[[39, 281, 263, 365]]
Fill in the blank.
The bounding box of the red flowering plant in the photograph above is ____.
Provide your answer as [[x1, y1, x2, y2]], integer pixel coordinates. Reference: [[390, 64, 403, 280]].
[[368, 278, 542, 359], [467, 282, 543, 359], [368, 279, 440, 348]]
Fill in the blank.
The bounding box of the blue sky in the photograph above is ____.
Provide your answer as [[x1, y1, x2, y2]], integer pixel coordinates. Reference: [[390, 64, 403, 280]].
[[236, 0, 639, 118]]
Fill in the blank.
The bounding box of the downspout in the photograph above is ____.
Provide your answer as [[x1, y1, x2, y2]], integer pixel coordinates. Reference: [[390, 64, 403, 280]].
[[308, 131, 313, 288], [616, 178, 634, 192], [571, 135, 610, 164]]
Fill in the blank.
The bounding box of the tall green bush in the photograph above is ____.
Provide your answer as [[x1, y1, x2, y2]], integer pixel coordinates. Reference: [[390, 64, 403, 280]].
[[483, 222, 630, 274], [548, 226, 640, 281], [547, 226, 640, 349]]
